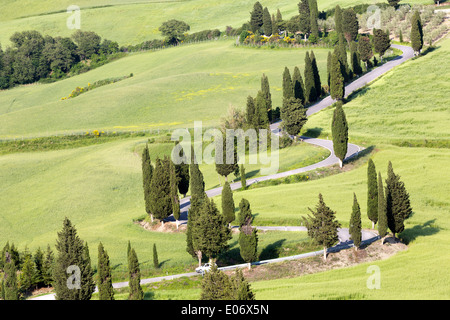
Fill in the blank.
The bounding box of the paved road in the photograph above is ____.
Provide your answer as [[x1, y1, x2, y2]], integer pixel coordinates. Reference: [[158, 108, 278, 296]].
[[29, 45, 412, 300]]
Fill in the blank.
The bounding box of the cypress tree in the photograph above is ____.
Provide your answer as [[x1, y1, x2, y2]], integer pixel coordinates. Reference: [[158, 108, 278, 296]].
[[342, 8, 359, 43], [254, 90, 270, 130], [292, 66, 306, 105], [170, 159, 181, 228], [153, 243, 159, 269], [282, 67, 294, 109], [33, 247, 44, 288], [336, 33, 349, 81], [42, 245, 54, 287], [331, 101, 348, 168], [330, 53, 345, 101], [310, 51, 322, 99], [128, 248, 144, 300], [149, 157, 172, 222], [250, 2, 264, 33], [309, 0, 319, 38], [281, 97, 308, 136], [276, 9, 283, 22], [261, 74, 272, 122], [240, 164, 247, 190], [378, 172, 388, 240], [367, 159, 378, 229], [298, 0, 311, 40], [399, 29, 403, 43], [349, 193, 362, 250], [263, 7, 272, 36], [245, 95, 256, 129], [53, 218, 95, 300], [238, 198, 253, 227], [302, 194, 341, 260], [221, 181, 235, 227], [19, 251, 34, 294], [239, 216, 258, 270], [97, 242, 114, 300], [3, 252, 19, 300], [304, 51, 316, 103], [200, 264, 233, 300], [215, 132, 238, 181], [327, 51, 332, 88], [174, 146, 189, 198], [385, 162, 413, 238], [358, 36, 373, 69], [334, 5, 343, 35], [141, 143, 153, 220], [192, 199, 231, 264], [230, 268, 255, 300], [410, 10, 423, 55], [271, 14, 278, 36], [373, 28, 391, 61]]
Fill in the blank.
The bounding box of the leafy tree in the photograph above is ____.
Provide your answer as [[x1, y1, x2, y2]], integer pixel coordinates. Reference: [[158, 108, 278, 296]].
[[3, 253, 19, 300], [367, 159, 378, 229], [149, 157, 172, 222], [304, 51, 316, 103], [349, 193, 362, 250], [378, 172, 388, 239], [330, 53, 345, 101], [281, 97, 308, 136], [221, 182, 235, 227], [159, 19, 190, 44], [358, 36, 373, 69], [250, 2, 264, 33], [53, 218, 95, 300], [410, 10, 423, 55], [331, 101, 348, 168], [302, 194, 341, 260], [153, 243, 159, 269], [292, 66, 306, 104], [42, 37, 79, 73], [342, 8, 359, 43], [298, 0, 311, 40], [385, 162, 413, 238], [142, 143, 153, 220], [373, 28, 391, 61], [128, 248, 144, 300], [72, 30, 101, 60], [97, 242, 114, 300], [263, 7, 272, 36]]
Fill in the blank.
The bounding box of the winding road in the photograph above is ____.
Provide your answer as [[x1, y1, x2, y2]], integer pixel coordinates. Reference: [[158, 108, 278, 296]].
[[29, 44, 414, 300]]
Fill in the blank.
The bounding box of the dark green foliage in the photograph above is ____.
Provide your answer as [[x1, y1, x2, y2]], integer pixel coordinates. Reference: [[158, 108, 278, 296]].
[[33, 247, 44, 287], [349, 193, 362, 249], [215, 133, 239, 180], [330, 53, 345, 101], [221, 182, 235, 226], [170, 159, 181, 222], [302, 194, 341, 260], [3, 253, 19, 300], [399, 29, 403, 43], [378, 172, 388, 238], [281, 97, 308, 136], [175, 151, 190, 197], [42, 37, 79, 73], [309, 0, 319, 38], [238, 198, 253, 227], [367, 159, 378, 228], [128, 248, 144, 300], [153, 243, 159, 269], [159, 19, 190, 44], [230, 269, 255, 300], [263, 7, 272, 36], [334, 5, 343, 34], [192, 199, 231, 262], [240, 164, 247, 190], [271, 14, 278, 36], [410, 10, 423, 55], [298, 0, 311, 37], [385, 162, 413, 237], [387, 0, 401, 9], [42, 245, 54, 287], [331, 101, 348, 167], [304, 51, 316, 103], [142, 143, 153, 216], [310, 51, 322, 99], [97, 242, 114, 300], [261, 74, 272, 122], [336, 33, 350, 81], [358, 36, 373, 68], [250, 2, 264, 33], [19, 251, 34, 294], [72, 30, 101, 60], [239, 220, 258, 265], [350, 41, 362, 76], [149, 157, 172, 221], [373, 28, 391, 60], [200, 264, 233, 300], [245, 95, 256, 128], [327, 51, 332, 88], [282, 67, 294, 108], [254, 90, 270, 130], [342, 8, 359, 43], [53, 218, 95, 300], [292, 66, 306, 105]]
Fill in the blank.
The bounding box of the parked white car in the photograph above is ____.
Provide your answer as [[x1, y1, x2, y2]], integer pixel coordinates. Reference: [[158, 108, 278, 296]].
[[195, 263, 216, 274]]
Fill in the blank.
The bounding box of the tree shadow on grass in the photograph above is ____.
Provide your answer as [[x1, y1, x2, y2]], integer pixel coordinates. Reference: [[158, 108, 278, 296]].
[[344, 145, 376, 164], [400, 219, 440, 245], [302, 127, 323, 138], [144, 291, 156, 300], [258, 239, 286, 261]]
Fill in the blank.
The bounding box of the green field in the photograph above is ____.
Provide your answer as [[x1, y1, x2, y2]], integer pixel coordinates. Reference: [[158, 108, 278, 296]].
[[0, 40, 334, 138], [0, 0, 432, 46]]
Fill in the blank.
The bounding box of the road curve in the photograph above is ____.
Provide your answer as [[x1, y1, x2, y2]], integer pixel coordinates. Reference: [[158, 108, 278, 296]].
[[28, 45, 413, 300]]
